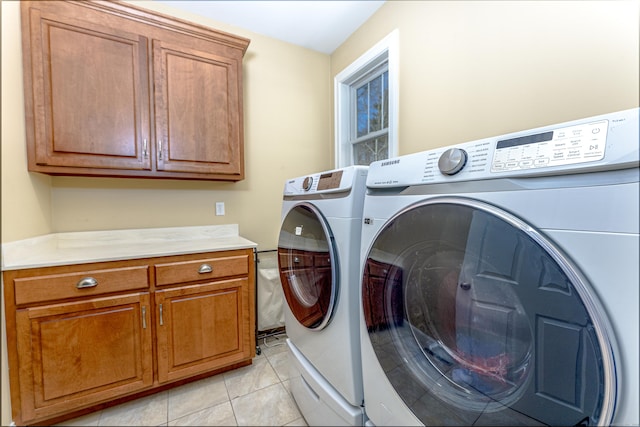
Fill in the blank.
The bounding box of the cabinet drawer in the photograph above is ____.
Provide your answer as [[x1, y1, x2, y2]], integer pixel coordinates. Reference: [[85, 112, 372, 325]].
[[13, 266, 150, 306], [155, 254, 249, 286]]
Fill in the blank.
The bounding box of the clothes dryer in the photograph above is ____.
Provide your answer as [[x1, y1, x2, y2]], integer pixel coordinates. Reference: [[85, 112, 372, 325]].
[[359, 109, 639, 426], [278, 166, 368, 425]]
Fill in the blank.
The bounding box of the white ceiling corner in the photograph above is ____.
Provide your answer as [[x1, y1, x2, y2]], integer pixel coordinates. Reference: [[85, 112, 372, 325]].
[[155, 1, 386, 54]]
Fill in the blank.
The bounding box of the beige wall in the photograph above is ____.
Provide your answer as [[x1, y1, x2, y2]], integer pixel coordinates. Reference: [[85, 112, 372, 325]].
[[1, 2, 53, 243], [1, 1, 330, 424], [332, 0, 640, 157]]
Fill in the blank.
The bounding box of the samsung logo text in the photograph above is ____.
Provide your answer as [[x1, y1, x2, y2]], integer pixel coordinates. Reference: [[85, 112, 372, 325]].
[[380, 159, 400, 167]]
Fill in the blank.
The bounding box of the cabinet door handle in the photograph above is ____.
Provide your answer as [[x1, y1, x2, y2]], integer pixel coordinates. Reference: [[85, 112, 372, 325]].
[[198, 264, 213, 274], [142, 306, 147, 329], [157, 140, 163, 160], [159, 303, 164, 326], [143, 139, 148, 159], [76, 277, 98, 289]]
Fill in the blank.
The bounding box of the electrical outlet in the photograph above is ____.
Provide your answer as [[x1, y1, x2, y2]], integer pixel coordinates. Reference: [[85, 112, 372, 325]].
[[215, 202, 225, 216]]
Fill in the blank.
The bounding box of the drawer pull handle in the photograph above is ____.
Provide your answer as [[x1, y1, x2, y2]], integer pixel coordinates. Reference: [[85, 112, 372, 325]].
[[198, 264, 213, 274], [293, 257, 300, 263], [76, 277, 98, 289]]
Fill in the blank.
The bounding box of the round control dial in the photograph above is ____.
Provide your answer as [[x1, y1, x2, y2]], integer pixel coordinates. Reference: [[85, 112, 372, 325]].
[[302, 176, 313, 191], [438, 148, 468, 175]]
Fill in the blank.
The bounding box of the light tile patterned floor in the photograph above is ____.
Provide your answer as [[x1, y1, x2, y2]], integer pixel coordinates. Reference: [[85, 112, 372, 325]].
[[55, 334, 306, 427]]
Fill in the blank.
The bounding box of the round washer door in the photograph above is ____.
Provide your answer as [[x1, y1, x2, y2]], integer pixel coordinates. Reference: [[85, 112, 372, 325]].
[[362, 197, 616, 426], [278, 203, 338, 330]]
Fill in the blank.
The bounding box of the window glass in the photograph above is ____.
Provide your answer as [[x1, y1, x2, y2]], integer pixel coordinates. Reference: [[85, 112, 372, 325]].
[[352, 69, 389, 164], [383, 71, 389, 129], [368, 74, 382, 133], [353, 134, 388, 166], [357, 85, 368, 137]]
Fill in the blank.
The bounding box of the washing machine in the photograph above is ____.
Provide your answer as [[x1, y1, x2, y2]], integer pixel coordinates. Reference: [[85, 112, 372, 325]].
[[359, 108, 639, 426], [278, 166, 368, 426]]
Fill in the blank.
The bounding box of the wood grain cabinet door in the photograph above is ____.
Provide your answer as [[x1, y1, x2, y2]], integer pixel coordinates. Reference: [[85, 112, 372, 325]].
[[153, 40, 244, 178], [155, 278, 252, 383], [23, 6, 151, 171], [15, 293, 153, 422]]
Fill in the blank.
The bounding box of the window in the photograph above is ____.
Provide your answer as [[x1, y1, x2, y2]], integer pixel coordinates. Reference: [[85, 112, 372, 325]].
[[335, 30, 398, 167], [353, 65, 389, 165]]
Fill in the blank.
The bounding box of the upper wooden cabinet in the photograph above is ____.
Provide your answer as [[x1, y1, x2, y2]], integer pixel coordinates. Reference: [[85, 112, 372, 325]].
[[21, 1, 250, 181]]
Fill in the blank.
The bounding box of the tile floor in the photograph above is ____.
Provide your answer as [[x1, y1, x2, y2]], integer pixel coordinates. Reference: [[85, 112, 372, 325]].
[[55, 334, 306, 427]]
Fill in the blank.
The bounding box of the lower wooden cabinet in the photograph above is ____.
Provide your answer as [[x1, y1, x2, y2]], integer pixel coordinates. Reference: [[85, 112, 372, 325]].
[[3, 249, 255, 425], [155, 278, 252, 383], [15, 293, 154, 422]]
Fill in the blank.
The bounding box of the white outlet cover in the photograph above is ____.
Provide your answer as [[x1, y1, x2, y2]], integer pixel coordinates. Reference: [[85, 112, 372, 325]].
[[215, 202, 225, 216]]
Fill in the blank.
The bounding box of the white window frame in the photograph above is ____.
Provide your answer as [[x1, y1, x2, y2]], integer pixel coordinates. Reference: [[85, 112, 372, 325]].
[[334, 29, 399, 167]]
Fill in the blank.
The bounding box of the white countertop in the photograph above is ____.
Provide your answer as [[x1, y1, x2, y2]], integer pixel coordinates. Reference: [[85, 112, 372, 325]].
[[1, 224, 257, 270]]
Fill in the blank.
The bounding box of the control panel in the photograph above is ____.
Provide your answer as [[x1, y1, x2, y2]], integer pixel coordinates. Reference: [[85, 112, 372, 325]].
[[491, 120, 607, 173], [367, 108, 639, 188], [283, 167, 369, 196]]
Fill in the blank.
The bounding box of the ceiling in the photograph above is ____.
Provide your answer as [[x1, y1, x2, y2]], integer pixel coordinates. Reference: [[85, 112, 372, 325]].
[[156, 1, 386, 54]]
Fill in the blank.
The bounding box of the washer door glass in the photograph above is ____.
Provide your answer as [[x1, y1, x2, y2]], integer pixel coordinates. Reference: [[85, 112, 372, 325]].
[[362, 198, 615, 426], [278, 203, 338, 330]]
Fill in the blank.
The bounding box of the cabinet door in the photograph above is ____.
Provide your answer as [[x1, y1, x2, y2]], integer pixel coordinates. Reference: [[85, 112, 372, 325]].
[[155, 278, 252, 383], [15, 293, 153, 422], [153, 40, 244, 178], [23, 5, 151, 171]]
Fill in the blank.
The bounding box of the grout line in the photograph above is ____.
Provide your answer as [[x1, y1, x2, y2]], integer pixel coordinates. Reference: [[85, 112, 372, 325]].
[[221, 370, 239, 426], [228, 397, 240, 426], [166, 387, 170, 426]]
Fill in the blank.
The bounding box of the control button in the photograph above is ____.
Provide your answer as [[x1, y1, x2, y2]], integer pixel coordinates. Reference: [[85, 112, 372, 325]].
[[438, 148, 468, 175], [519, 160, 534, 168], [302, 176, 313, 191]]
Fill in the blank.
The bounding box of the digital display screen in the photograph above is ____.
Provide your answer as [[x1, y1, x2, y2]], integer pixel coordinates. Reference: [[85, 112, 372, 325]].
[[496, 131, 554, 149], [317, 170, 343, 190]]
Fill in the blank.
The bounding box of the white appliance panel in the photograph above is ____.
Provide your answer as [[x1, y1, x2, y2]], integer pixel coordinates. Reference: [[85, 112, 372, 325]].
[[359, 108, 639, 426], [278, 165, 368, 425]]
